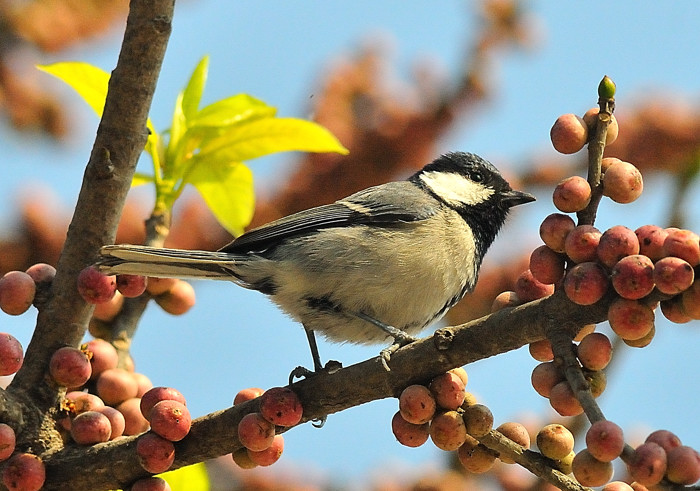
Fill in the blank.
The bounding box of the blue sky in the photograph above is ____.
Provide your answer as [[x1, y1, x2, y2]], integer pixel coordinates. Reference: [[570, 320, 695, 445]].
[[2, 1, 700, 486]]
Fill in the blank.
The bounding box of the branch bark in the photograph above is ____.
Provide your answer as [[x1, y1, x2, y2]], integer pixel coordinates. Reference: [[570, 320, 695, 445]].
[[2, 0, 174, 465]]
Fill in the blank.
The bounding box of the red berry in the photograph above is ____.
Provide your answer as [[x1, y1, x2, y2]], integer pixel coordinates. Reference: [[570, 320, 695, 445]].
[[259, 387, 303, 427], [577, 333, 612, 371], [49, 346, 92, 388], [553, 175, 591, 212], [635, 224, 668, 261], [96, 406, 126, 440], [666, 445, 700, 485], [539, 213, 576, 253], [131, 477, 171, 491], [661, 296, 692, 324], [653, 256, 694, 294], [391, 411, 429, 448], [116, 274, 148, 297], [154, 280, 196, 315], [597, 225, 640, 268], [564, 225, 602, 263], [0, 423, 16, 461], [663, 228, 700, 266], [136, 433, 175, 474], [529, 245, 565, 285], [24, 263, 56, 286], [496, 422, 531, 463], [0, 333, 24, 376], [84, 338, 118, 380], [531, 362, 564, 398], [549, 381, 583, 417], [564, 262, 609, 305], [116, 397, 150, 436], [247, 434, 284, 467], [583, 108, 619, 145], [233, 387, 264, 405], [429, 372, 466, 411], [77, 267, 116, 304], [457, 437, 496, 473], [645, 429, 681, 454], [140, 387, 187, 421], [0, 271, 36, 315], [2, 453, 45, 491], [586, 420, 625, 462], [70, 411, 112, 445], [611, 254, 655, 300], [572, 448, 614, 487], [528, 339, 554, 362], [238, 413, 275, 451], [629, 442, 667, 486], [515, 269, 555, 302], [608, 298, 655, 341], [96, 368, 138, 406], [399, 384, 436, 425], [149, 400, 191, 442]]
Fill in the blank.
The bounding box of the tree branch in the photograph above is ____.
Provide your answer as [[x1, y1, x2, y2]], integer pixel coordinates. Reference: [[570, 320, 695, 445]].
[[6, 0, 174, 450], [41, 290, 612, 490]]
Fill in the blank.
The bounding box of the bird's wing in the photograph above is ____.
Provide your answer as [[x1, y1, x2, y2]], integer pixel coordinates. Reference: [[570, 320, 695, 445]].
[[220, 181, 438, 253]]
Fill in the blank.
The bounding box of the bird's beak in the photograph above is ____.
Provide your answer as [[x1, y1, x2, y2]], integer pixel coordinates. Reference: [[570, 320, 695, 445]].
[[502, 189, 536, 207]]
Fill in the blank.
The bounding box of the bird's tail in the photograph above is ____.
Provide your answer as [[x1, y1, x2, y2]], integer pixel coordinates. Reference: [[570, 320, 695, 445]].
[[96, 245, 243, 280]]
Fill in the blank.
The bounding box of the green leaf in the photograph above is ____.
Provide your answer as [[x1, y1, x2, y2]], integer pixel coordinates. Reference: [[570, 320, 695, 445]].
[[181, 56, 209, 120], [187, 161, 255, 236], [37, 62, 110, 116], [196, 117, 349, 164], [191, 93, 276, 128], [158, 463, 210, 491]]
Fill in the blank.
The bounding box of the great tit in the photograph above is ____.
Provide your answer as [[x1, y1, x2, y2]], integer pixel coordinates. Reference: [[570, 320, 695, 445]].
[[97, 151, 535, 373]]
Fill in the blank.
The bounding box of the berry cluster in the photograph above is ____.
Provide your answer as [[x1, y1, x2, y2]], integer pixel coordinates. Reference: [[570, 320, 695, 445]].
[[231, 386, 303, 469]]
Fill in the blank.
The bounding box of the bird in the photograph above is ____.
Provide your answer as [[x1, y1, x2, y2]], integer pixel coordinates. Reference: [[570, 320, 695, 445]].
[[97, 151, 535, 375]]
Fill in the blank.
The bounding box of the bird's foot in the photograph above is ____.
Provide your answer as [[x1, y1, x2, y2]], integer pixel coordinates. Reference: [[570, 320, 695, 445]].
[[380, 331, 418, 371], [287, 360, 342, 428]]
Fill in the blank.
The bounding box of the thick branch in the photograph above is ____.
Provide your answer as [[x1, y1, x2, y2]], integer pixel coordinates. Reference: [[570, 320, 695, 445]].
[[42, 290, 612, 490], [7, 0, 174, 439]]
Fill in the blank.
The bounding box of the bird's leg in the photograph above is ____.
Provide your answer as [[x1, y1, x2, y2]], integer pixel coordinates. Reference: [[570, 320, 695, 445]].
[[288, 327, 324, 383], [351, 311, 417, 371]]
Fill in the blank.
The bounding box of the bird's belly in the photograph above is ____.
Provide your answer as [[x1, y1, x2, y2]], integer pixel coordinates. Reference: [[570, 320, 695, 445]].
[[259, 222, 477, 344]]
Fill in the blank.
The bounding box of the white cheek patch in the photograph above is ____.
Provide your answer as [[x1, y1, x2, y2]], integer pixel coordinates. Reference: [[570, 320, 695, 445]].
[[419, 171, 495, 207]]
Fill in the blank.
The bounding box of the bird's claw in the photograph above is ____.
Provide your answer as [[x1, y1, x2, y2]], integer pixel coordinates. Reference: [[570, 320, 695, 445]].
[[380, 333, 418, 371]]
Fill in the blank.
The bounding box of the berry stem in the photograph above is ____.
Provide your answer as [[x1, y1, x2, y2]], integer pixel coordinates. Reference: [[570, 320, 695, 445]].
[[577, 75, 616, 227], [478, 430, 587, 491]]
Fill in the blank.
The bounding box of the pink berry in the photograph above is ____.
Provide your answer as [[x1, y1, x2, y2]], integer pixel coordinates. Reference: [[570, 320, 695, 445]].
[[663, 228, 700, 266], [608, 298, 655, 341], [629, 442, 667, 486], [429, 410, 468, 452], [70, 410, 112, 445], [0, 333, 24, 376], [429, 372, 466, 411], [597, 225, 640, 268], [96, 406, 126, 440], [539, 213, 576, 253], [24, 263, 56, 286], [653, 256, 694, 294], [529, 245, 565, 285], [0, 271, 36, 316], [233, 387, 264, 405], [549, 381, 583, 417], [661, 296, 693, 324], [553, 176, 591, 212], [635, 224, 668, 261], [551, 113, 588, 154], [96, 368, 138, 406], [116, 274, 148, 298], [531, 362, 564, 398], [260, 387, 303, 427], [603, 160, 643, 204], [572, 448, 614, 487], [399, 384, 436, 425], [564, 225, 602, 264], [66, 391, 105, 414], [577, 333, 612, 371], [136, 433, 175, 474], [537, 423, 575, 461], [238, 412, 275, 451], [528, 339, 554, 362], [586, 420, 625, 462], [666, 445, 700, 485], [49, 346, 92, 388], [583, 108, 619, 145], [77, 266, 116, 304], [391, 411, 430, 448], [149, 400, 191, 442], [140, 387, 187, 421], [563, 262, 609, 306], [645, 429, 682, 454], [514, 269, 555, 302], [247, 434, 285, 467], [131, 477, 171, 491], [611, 254, 655, 300], [496, 422, 531, 463], [84, 338, 118, 380], [116, 397, 150, 436], [457, 437, 496, 473], [2, 453, 45, 491], [0, 423, 16, 461], [154, 280, 196, 315]]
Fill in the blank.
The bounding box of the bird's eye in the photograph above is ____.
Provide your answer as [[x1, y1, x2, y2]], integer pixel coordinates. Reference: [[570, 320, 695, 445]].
[[470, 171, 484, 183]]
